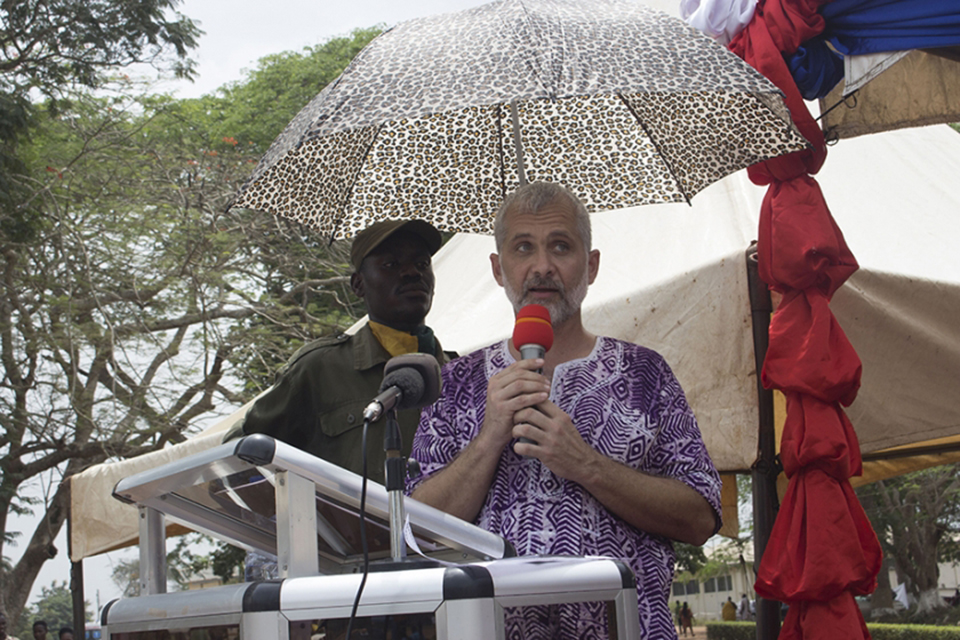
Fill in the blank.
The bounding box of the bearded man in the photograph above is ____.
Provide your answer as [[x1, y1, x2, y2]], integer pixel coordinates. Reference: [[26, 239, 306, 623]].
[[408, 182, 721, 639]]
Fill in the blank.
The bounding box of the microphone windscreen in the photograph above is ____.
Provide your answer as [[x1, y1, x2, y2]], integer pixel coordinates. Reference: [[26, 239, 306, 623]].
[[379, 368, 426, 410], [513, 304, 553, 351], [382, 353, 442, 409]]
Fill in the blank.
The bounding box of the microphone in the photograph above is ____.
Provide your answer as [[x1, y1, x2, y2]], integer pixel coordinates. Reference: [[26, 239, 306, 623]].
[[513, 304, 553, 366], [512, 305, 553, 448], [362, 353, 442, 422]]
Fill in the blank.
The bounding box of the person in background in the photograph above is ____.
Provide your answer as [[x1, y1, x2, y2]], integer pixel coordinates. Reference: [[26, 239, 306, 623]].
[[722, 596, 737, 621], [0, 611, 20, 640], [738, 593, 751, 620], [224, 219, 453, 580], [409, 182, 721, 638], [679, 602, 695, 636], [56, 629, 72, 640], [31, 622, 47, 640]]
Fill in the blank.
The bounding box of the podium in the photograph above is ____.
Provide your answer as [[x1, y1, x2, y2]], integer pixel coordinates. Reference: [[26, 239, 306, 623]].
[[107, 435, 641, 639]]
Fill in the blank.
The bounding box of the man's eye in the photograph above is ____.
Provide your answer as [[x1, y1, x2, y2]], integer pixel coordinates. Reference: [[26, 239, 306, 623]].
[[553, 242, 570, 253], [515, 243, 532, 253]]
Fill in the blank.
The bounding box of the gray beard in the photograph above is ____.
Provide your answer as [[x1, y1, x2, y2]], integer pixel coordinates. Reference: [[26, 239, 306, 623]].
[[503, 269, 589, 327]]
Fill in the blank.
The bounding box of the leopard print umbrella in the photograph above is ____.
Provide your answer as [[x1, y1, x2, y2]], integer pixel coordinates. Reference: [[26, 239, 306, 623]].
[[230, 0, 809, 240]]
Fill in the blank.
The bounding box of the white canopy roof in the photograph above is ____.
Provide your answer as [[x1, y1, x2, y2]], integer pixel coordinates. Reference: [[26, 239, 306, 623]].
[[427, 124, 960, 470]]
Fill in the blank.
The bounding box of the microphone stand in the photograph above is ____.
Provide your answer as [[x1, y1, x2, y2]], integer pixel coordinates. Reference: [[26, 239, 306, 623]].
[[383, 408, 407, 562]]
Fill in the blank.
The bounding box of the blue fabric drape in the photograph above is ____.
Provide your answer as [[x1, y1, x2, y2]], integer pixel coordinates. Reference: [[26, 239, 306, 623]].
[[788, 36, 845, 100], [821, 0, 960, 55], [784, 0, 960, 99]]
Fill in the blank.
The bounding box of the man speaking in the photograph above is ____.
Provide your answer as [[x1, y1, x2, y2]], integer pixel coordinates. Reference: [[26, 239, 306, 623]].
[[408, 182, 721, 639]]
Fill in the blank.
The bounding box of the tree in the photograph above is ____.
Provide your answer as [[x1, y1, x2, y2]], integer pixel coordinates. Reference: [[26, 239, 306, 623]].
[[12, 580, 90, 639], [675, 543, 708, 575], [0, 86, 352, 620], [0, 26, 379, 623], [857, 464, 960, 613], [209, 27, 381, 153], [0, 0, 199, 93], [209, 542, 245, 585], [109, 534, 218, 597], [0, 0, 202, 246]]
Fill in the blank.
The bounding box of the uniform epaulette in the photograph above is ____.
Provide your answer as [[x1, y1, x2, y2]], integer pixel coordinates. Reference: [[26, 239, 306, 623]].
[[278, 333, 351, 375]]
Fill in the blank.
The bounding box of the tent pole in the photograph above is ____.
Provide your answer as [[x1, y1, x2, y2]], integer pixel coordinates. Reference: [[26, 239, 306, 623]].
[[746, 245, 781, 640], [67, 481, 87, 636]]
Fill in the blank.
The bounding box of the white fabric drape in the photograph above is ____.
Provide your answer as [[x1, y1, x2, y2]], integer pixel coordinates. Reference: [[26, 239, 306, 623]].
[[680, 0, 756, 45]]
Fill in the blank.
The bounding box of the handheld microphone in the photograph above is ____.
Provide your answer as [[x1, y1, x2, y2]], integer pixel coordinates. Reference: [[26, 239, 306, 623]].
[[362, 353, 442, 422], [512, 305, 553, 447], [513, 304, 553, 366]]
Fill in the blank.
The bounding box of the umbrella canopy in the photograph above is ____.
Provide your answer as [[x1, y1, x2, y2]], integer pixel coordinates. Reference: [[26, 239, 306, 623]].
[[230, 0, 808, 240]]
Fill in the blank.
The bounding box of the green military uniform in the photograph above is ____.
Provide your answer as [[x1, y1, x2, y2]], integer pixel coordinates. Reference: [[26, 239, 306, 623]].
[[225, 323, 453, 483]]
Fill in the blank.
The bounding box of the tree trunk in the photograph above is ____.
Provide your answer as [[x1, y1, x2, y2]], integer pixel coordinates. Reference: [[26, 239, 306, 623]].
[[871, 559, 894, 610], [917, 587, 944, 614], [5, 479, 70, 629]]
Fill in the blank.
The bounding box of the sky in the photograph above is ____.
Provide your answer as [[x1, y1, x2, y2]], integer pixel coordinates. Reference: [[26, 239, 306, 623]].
[[161, 0, 494, 99], [15, 0, 687, 617]]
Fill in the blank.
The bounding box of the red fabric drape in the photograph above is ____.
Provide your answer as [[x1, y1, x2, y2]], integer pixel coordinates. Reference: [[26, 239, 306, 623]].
[[728, 0, 883, 637]]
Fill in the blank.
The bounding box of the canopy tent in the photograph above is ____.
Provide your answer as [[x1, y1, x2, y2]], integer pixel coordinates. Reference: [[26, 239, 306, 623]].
[[818, 49, 960, 140], [70, 123, 960, 561], [426, 123, 960, 469], [69, 401, 253, 560]]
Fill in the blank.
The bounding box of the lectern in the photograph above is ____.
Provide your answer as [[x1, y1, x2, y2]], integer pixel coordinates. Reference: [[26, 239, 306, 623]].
[[106, 434, 641, 639]]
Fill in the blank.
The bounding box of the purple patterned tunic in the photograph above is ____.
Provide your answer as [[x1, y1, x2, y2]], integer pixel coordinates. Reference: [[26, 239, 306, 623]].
[[408, 337, 722, 639]]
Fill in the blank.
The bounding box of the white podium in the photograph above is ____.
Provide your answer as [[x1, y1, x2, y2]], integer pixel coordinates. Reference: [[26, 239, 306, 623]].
[[106, 435, 641, 639]]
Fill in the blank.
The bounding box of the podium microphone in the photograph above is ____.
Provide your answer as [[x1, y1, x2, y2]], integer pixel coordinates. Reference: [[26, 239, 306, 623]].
[[512, 305, 553, 447], [362, 353, 442, 422]]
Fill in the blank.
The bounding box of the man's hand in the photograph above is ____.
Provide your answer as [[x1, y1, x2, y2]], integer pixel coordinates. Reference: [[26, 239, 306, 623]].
[[478, 358, 550, 450], [513, 401, 717, 545], [411, 357, 549, 523], [512, 401, 598, 482]]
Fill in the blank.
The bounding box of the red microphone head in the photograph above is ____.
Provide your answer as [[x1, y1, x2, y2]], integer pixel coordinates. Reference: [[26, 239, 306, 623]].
[[513, 304, 553, 352]]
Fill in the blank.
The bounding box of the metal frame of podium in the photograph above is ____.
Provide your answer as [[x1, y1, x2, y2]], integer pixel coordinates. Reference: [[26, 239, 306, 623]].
[[105, 434, 641, 639]]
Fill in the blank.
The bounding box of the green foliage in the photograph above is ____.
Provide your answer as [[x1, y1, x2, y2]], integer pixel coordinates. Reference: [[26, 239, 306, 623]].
[[166, 535, 213, 587], [207, 27, 382, 152], [0, 0, 202, 246], [0, 0, 201, 98], [210, 543, 246, 584], [0, 88, 41, 242], [13, 580, 91, 638], [110, 534, 226, 595], [707, 622, 960, 640], [867, 623, 960, 640], [675, 542, 708, 575], [0, 22, 382, 622], [110, 556, 142, 598], [706, 621, 756, 640]]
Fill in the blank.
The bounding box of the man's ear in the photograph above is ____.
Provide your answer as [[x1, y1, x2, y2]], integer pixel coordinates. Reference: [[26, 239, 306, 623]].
[[350, 271, 364, 298], [587, 249, 600, 285], [490, 253, 505, 287]]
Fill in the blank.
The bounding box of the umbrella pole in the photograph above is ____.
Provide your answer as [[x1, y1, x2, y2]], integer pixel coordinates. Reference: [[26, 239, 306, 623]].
[[509, 99, 528, 187], [746, 245, 781, 640]]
